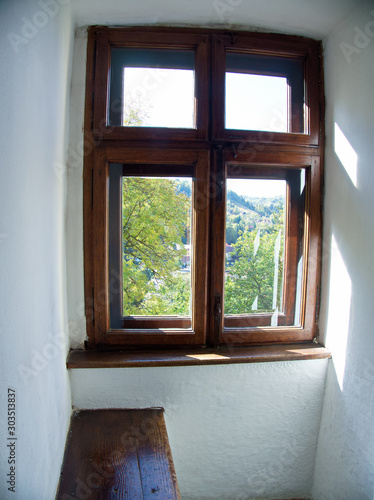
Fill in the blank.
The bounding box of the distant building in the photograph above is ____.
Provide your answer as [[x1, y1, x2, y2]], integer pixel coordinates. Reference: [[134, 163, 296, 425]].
[[226, 243, 234, 261]]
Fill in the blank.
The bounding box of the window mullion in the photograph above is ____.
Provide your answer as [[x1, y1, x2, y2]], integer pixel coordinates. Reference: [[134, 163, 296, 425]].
[[208, 148, 226, 345]]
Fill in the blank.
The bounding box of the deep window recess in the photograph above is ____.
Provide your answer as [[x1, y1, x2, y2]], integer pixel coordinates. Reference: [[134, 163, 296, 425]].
[[83, 27, 324, 350]]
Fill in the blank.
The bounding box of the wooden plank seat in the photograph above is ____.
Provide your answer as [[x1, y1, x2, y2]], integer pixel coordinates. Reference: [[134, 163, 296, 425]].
[[56, 409, 181, 500]]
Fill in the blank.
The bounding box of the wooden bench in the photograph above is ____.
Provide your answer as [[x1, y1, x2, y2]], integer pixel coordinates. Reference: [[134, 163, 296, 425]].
[[56, 409, 181, 499]]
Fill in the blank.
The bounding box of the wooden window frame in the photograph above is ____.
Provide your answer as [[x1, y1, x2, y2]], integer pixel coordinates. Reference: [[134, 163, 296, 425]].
[[209, 151, 322, 347], [212, 32, 321, 144], [85, 148, 209, 349], [83, 27, 324, 351], [108, 162, 196, 331], [222, 166, 303, 329], [89, 27, 210, 145]]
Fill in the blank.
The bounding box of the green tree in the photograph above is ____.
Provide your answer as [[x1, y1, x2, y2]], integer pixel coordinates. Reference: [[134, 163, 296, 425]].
[[224, 208, 284, 315], [123, 96, 150, 126], [226, 225, 238, 245], [122, 177, 190, 315], [143, 273, 191, 315]]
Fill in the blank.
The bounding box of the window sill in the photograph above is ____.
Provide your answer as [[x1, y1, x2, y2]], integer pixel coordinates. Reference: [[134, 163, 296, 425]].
[[67, 343, 330, 369]]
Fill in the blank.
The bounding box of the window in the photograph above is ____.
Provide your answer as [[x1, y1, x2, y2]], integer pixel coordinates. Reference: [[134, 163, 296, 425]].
[[109, 48, 195, 128], [83, 27, 323, 350]]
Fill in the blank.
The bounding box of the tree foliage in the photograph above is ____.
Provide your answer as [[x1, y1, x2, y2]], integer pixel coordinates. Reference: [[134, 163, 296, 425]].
[[225, 207, 284, 315], [123, 96, 150, 126], [121, 172, 284, 319], [224, 229, 284, 314], [122, 177, 190, 315], [227, 190, 255, 211]]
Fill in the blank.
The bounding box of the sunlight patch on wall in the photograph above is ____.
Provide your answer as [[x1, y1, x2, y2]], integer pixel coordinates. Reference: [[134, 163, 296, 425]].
[[334, 123, 358, 187], [325, 234, 351, 390]]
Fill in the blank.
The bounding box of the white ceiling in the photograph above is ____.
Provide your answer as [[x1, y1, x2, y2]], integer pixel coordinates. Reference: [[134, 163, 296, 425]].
[[73, 0, 365, 39]]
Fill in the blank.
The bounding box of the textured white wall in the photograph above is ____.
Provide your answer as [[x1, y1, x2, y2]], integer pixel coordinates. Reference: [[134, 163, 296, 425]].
[[0, 1, 74, 498], [71, 359, 328, 500], [65, 26, 89, 349], [312, 1, 374, 499], [72, 0, 359, 39]]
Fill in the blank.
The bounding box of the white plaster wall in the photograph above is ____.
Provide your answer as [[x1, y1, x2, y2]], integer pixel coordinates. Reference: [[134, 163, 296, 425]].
[[72, 0, 359, 39], [0, 1, 74, 498], [65, 25, 89, 349], [312, 1, 374, 499], [71, 359, 328, 500]]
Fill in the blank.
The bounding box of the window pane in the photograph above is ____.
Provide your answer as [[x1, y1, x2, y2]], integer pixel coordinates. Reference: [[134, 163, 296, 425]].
[[225, 53, 305, 133], [122, 177, 192, 317], [110, 49, 195, 128], [123, 68, 194, 128], [224, 179, 286, 318], [225, 73, 288, 132]]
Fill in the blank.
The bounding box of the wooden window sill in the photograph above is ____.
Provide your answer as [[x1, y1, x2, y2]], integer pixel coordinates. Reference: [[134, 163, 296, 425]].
[[67, 343, 330, 369]]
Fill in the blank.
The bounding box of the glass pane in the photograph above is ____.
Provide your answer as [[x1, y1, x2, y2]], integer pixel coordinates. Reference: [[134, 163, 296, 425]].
[[225, 73, 288, 132], [123, 68, 194, 128], [224, 178, 286, 317], [225, 52, 305, 133], [122, 177, 192, 317], [110, 48, 195, 128]]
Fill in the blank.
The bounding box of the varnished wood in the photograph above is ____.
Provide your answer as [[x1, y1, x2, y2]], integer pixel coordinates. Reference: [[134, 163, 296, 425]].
[[93, 150, 110, 344], [210, 156, 320, 343], [283, 169, 301, 325], [303, 157, 323, 337], [88, 147, 210, 348], [211, 31, 321, 146], [220, 165, 302, 333], [121, 317, 192, 329], [83, 33, 97, 349], [92, 30, 110, 138], [83, 27, 324, 350], [192, 151, 210, 338], [56, 409, 181, 500], [208, 148, 226, 345], [224, 313, 288, 328], [101, 329, 199, 349], [92, 28, 210, 143], [67, 343, 330, 369], [220, 327, 313, 346]]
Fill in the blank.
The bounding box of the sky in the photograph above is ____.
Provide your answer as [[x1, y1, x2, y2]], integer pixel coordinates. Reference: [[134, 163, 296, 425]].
[[228, 178, 286, 199]]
